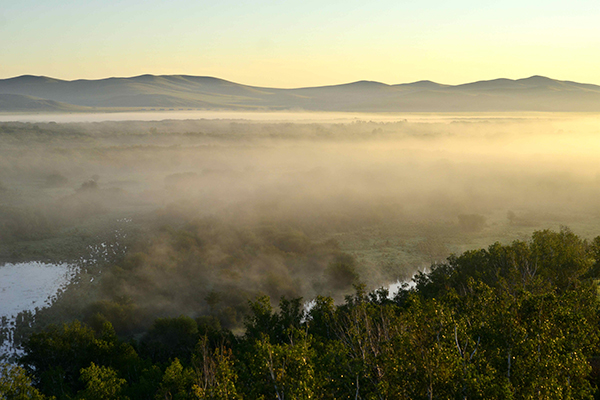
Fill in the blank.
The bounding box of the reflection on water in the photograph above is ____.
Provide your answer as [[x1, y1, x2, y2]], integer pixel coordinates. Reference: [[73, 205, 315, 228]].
[[0, 262, 76, 359], [0, 262, 74, 318]]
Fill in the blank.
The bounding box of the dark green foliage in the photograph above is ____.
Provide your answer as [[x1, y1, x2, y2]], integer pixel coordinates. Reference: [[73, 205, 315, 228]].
[[19, 321, 141, 399], [17, 229, 600, 399], [84, 299, 140, 337], [416, 227, 595, 298], [140, 316, 199, 365]]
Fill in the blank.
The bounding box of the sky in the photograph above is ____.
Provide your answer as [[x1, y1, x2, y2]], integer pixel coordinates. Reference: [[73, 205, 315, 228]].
[[1, 0, 599, 87]]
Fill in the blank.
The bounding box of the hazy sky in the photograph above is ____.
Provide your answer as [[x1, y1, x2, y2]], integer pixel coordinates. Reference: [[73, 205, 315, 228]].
[[2, 0, 599, 87]]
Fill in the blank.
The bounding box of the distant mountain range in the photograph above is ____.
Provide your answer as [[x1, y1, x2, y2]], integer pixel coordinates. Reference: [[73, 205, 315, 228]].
[[2, 74, 600, 112]]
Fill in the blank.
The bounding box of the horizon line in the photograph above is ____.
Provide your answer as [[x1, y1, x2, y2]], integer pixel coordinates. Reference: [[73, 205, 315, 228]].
[[0, 73, 581, 90]]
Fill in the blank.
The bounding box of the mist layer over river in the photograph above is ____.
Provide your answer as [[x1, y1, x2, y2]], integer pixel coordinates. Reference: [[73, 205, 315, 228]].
[[2, 110, 596, 123]]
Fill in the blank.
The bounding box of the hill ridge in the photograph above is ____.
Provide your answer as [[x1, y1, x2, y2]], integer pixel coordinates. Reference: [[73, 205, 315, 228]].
[[1, 74, 600, 112]]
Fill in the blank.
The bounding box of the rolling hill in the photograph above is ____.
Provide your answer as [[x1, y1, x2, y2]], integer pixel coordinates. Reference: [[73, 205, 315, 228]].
[[0, 94, 91, 112], [1, 74, 600, 112]]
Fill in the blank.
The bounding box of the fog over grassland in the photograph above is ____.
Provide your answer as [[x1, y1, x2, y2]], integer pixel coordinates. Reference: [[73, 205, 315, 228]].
[[2, 113, 600, 332]]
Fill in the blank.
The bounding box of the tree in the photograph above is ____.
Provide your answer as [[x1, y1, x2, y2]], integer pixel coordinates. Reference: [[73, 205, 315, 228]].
[[250, 330, 317, 400], [20, 321, 140, 399], [154, 359, 194, 400], [77, 363, 128, 400], [141, 316, 199, 365], [0, 363, 52, 400], [191, 338, 241, 400]]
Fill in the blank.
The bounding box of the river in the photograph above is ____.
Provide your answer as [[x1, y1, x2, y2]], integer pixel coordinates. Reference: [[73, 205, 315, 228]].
[[0, 262, 77, 360]]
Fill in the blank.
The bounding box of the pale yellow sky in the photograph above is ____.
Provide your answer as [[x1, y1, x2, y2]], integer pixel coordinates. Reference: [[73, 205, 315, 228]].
[[2, 0, 600, 87]]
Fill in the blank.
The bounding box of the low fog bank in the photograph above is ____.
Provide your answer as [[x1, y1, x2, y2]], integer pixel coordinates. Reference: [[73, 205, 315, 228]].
[[0, 110, 409, 123], [2, 114, 600, 331], [3, 116, 600, 261]]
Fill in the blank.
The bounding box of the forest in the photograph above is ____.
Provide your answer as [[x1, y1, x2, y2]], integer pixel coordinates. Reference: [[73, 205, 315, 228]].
[[3, 228, 600, 399]]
